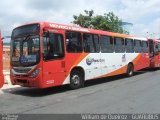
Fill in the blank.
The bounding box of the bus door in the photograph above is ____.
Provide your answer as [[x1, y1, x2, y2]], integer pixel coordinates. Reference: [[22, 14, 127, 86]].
[[155, 42, 160, 67], [0, 31, 4, 88], [149, 40, 154, 65], [158, 43, 160, 65], [158, 42, 160, 64], [42, 31, 66, 87], [141, 40, 150, 68]]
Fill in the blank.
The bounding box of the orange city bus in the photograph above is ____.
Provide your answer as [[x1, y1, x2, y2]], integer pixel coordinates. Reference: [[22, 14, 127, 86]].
[[0, 31, 4, 88], [10, 22, 150, 89], [149, 39, 160, 68]]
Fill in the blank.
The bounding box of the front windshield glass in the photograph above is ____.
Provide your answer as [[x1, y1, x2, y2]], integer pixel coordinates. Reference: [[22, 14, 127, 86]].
[[12, 24, 40, 38], [11, 35, 40, 67]]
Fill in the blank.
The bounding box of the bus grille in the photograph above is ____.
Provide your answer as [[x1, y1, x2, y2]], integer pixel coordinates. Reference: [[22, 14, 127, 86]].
[[13, 68, 32, 73]]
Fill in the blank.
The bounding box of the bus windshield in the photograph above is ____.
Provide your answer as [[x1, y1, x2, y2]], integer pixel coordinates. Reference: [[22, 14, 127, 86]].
[[11, 35, 40, 67], [12, 24, 40, 38]]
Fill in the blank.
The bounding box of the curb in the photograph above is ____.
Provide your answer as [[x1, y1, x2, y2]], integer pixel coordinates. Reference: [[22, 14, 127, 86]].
[[3, 70, 11, 85], [1, 84, 20, 90], [0, 90, 4, 94], [2, 71, 20, 90], [0, 85, 20, 95]]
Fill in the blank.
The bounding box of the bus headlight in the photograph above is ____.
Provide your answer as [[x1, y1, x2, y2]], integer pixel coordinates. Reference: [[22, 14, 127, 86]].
[[30, 68, 41, 78]]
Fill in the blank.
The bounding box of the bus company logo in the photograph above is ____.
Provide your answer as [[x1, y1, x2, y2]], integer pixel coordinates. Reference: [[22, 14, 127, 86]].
[[86, 58, 92, 65], [86, 57, 105, 65]]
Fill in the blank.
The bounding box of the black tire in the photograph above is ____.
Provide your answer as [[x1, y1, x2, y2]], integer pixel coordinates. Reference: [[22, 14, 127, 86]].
[[69, 70, 84, 89], [127, 63, 134, 77], [158, 64, 160, 70]]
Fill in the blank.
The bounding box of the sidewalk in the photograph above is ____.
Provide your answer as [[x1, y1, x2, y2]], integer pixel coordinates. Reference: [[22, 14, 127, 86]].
[[1, 84, 20, 90], [3, 70, 11, 84], [0, 83, 20, 94], [1, 70, 20, 90]]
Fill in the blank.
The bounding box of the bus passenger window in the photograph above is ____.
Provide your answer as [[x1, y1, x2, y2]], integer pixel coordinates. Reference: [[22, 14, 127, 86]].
[[43, 33, 64, 60], [114, 37, 125, 53], [142, 41, 148, 53], [125, 38, 134, 53], [100, 36, 113, 53], [93, 35, 100, 52], [83, 34, 100, 53], [66, 31, 82, 53], [134, 40, 142, 53], [155, 44, 159, 55]]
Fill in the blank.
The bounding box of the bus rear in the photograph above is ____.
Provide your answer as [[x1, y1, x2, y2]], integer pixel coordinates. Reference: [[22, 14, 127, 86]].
[[0, 31, 4, 88], [149, 39, 160, 68]]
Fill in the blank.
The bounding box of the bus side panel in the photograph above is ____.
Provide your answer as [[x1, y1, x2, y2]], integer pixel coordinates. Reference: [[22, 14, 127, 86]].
[[40, 50, 149, 88], [74, 52, 149, 80], [95, 53, 140, 79], [153, 46, 160, 68], [0, 32, 4, 88], [69, 53, 138, 80], [100, 53, 129, 77], [152, 54, 160, 68], [62, 52, 89, 85], [157, 52, 160, 67], [149, 40, 160, 68], [133, 53, 150, 71], [42, 53, 88, 88]]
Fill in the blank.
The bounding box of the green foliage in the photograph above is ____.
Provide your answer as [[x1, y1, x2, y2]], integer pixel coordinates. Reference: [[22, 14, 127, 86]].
[[73, 10, 94, 28], [72, 10, 129, 34]]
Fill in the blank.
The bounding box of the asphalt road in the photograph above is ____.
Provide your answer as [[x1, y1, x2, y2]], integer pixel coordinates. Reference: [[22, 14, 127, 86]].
[[0, 69, 160, 114]]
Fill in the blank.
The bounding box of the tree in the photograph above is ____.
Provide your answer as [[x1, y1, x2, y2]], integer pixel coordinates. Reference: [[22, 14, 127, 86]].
[[72, 10, 129, 34], [72, 10, 94, 28]]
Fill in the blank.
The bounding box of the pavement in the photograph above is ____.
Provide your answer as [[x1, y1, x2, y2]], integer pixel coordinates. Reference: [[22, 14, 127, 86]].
[[0, 69, 160, 113], [0, 85, 20, 94], [0, 89, 3, 94], [0, 70, 20, 94], [0, 84, 20, 95]]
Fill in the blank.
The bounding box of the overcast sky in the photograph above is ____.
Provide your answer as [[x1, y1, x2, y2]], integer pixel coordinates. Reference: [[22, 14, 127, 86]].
[[0, 0, 160, 41]]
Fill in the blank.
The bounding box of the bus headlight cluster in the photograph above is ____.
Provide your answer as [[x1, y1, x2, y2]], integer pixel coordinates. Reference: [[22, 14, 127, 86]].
[[30, 68, 41, 78]]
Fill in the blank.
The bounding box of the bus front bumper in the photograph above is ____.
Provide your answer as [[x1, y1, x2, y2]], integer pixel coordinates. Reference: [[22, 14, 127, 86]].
[[10, 75, 41, 88]]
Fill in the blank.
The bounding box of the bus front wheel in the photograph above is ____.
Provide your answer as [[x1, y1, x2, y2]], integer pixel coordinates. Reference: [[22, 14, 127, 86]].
[[69, 70, 84, 89], [127, 63, 134, 77]]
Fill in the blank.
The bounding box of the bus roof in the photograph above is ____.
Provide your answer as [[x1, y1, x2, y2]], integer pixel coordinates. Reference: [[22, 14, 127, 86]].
[[44, 22, 131, 38], [149, 39, 160, 43], [14, 22, 147, 41]]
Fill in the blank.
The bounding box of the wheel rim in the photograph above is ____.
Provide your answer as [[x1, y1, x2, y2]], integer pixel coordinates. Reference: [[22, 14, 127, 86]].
[[71, 75, 80, 86], [129, 66, 133, 75]]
